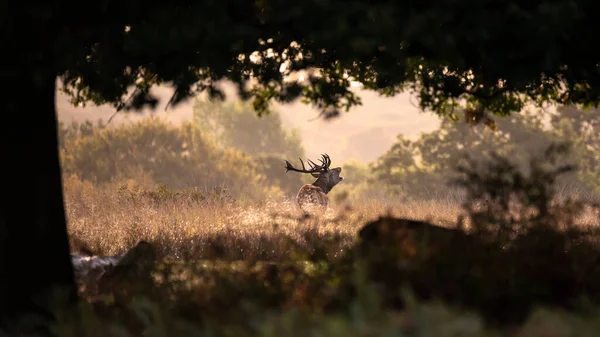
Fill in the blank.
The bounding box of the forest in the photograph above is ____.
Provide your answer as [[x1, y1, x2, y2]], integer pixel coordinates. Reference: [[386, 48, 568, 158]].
[[5, 1, 600, 336]]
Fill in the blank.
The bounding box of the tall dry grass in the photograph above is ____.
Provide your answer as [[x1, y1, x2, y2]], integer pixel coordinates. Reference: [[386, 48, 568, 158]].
[[59, 170, 600, 336], [63, 174, 600, 261]]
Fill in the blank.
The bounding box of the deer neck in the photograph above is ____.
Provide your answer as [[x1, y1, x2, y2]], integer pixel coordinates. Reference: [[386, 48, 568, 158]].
[[312, 178, 331, 194]]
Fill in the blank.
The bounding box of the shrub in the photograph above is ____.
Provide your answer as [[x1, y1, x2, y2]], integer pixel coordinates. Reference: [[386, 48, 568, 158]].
[[59, 117, 278, 200]]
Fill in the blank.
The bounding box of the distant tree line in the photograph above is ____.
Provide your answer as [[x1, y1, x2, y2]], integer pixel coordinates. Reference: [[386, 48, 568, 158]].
[[337, 106, 600, 202], [59, 99, 306, 199], [60, 103, 600, 203]]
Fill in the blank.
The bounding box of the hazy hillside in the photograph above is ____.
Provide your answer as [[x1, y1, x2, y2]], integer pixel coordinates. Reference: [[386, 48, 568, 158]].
[[56, 81, 440, 164]]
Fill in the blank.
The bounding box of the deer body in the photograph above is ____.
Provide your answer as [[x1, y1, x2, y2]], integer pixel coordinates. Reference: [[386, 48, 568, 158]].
[[285, 154, 343, 212], [297, 185, 328, 210]]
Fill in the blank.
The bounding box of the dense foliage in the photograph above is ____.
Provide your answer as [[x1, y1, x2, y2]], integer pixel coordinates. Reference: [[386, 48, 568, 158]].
[[58, 109, 306, 198], [56, 1, 600, 122], [363, 106, 600, 199], [59, 118, 255, 193]]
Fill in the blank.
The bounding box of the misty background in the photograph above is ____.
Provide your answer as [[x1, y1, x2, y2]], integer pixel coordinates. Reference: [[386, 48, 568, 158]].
[[56, 81, 439, 164], [57, 78, 598, 205]]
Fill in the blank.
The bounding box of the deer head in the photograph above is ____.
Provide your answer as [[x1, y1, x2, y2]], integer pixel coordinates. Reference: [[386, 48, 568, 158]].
[[284, 154, 343, 194]]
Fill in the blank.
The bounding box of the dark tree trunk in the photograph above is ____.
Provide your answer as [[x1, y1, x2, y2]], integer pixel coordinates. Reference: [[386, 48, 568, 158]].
[[0, 69, 78, 335]]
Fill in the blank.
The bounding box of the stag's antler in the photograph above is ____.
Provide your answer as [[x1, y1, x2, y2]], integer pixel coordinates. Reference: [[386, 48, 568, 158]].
[[285, 154, 331, 177]]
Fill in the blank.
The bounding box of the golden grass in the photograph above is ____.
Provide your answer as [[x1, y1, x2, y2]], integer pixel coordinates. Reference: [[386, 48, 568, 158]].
[[64, 177, 462, 258], [61, 176, 600, 337], [64, 175, 600, 260]]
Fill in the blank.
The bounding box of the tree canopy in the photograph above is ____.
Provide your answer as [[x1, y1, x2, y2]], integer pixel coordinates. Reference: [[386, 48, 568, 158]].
[[58, 1, 600, 122]]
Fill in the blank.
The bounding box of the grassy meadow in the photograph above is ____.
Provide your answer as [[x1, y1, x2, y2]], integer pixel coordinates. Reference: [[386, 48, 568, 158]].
[[64, 175, 467, 260], [54, 114, 600, 336], [58, 173, 600, 337]]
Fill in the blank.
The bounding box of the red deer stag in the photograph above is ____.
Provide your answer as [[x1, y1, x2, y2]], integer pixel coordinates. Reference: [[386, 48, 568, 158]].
[[284, 154, 344, 212]]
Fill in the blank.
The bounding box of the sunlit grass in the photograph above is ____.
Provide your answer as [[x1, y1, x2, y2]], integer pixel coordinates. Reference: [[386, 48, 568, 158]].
[[64, 175, 600, 261], [58, 173, 600, 337]]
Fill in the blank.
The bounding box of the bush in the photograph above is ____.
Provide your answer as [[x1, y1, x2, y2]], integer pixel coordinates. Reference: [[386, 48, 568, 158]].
[[353, 143, 600, 326], [59, 117, 281, 200], [369, 108, 600, 199]]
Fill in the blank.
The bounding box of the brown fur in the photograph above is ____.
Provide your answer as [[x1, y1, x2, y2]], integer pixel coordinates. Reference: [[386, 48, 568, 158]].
[[285, 155, 344, 212], [297, 185, 329, 211], [296, 167, 343, 212]]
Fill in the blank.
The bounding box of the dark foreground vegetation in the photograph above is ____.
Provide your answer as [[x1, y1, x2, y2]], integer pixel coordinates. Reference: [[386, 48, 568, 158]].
[[49, 144, 600, 336]]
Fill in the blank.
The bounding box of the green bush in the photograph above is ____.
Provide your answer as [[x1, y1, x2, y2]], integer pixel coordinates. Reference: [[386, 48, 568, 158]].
[[368, 107, 600, 199], [59, 117, 278, 199]]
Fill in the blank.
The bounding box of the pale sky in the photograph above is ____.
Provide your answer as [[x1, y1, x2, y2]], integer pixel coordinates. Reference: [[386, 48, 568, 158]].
[[55, 80, 444, 164]]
